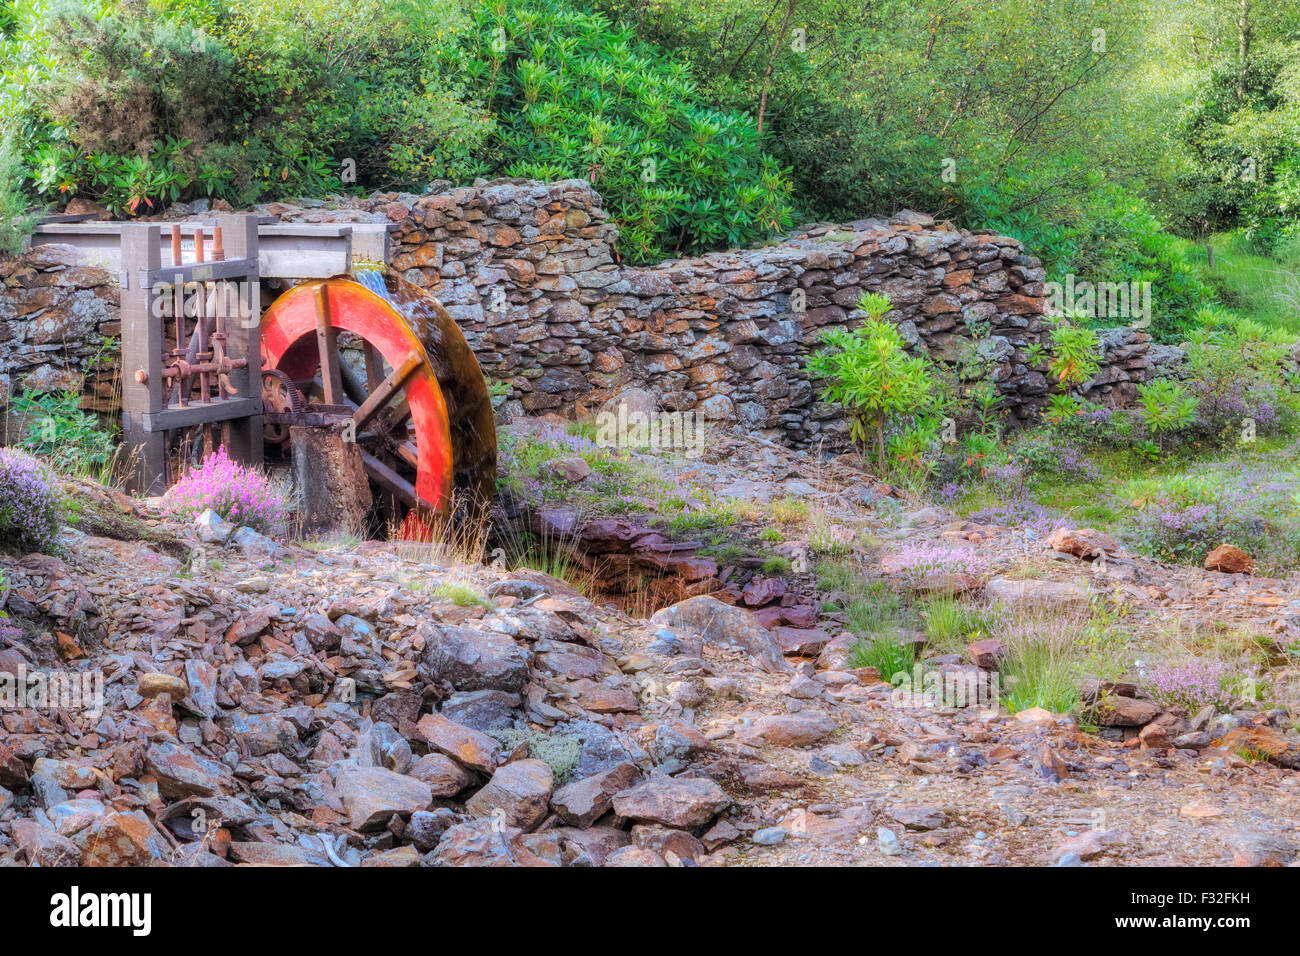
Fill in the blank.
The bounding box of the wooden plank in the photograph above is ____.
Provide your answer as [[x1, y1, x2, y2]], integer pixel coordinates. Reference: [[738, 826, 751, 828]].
[[360, 450, 439, 517], [218, 214, 263, 466], [141, 257, 257, 288], [314, 285, 344, 406], [120, 224, 166, 494], [32, 219, 395, 275], [143, 397, 261, 432], [352, 350, 422, 432]]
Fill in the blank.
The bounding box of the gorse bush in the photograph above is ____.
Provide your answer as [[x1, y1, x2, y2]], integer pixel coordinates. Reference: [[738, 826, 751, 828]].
[[460, 0, 792, 262], [162, 446, 285, 534], [0, 447, 64, 554]]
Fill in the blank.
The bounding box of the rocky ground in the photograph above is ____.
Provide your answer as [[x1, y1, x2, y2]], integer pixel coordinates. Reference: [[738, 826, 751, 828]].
[[3, 433, 1300, 867]]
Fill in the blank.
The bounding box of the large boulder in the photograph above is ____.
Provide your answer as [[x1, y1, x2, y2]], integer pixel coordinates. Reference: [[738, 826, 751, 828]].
[[466, 759, 554, 831], [421, 625, 530, 692], [334, 766, 433, 831], [648, 596, 789, 673], [611, 776, 732, 829]]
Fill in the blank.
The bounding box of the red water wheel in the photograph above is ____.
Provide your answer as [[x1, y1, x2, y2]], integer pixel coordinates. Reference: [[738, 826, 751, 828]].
[[260, 272, 496, 537]]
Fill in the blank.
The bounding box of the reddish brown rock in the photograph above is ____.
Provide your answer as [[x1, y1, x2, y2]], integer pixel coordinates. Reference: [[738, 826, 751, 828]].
[[466, 759, 554, 831], [409, 753, 475, 797], [1047, 527, 1119, 560], [551, 762, 641, 828], [416, 713, 500, 774], [736, 710, 836, 747], [334, 766, 434, 831], [742, 576, 786, 608], [774, 627, 830, 656], [1088, 695, 1160, 727], [1204, 544, 1254, 574], [968, 638, 1004, 669], [611, 776, 732, 829]]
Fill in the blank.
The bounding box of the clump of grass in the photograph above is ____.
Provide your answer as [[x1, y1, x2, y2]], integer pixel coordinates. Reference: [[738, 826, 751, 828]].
[[772, 497, 810, 526], [759, 527, 783, 543], [920, 595, 990, 654], [433, 582, 492, 608], [849, 629, 913, 683], [844, 587, 901, 634], [761, 555, 791, 574]]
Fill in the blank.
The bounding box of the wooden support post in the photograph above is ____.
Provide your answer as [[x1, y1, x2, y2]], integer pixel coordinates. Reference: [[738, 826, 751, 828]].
[[218, 214, 263, 466], [314, 285, 344, 406], [121, 224, 166, 495]]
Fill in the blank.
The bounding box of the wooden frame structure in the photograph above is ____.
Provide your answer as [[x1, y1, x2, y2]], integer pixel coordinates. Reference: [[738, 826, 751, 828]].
[[119, 215, 264, 494]]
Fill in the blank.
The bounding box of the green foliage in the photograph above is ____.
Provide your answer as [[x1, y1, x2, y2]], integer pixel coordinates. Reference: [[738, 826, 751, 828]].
[[0, 131, 36, 255], [1137, 379, 1199, 450], [5, 0, 493, 212], [11, 390, 118, 481], [807, 299, 940, 476], [458, 0, 792, 262], [1045, 321, 1101, 390], [848, 630, 912, 684], [432, 581, 492, 608]]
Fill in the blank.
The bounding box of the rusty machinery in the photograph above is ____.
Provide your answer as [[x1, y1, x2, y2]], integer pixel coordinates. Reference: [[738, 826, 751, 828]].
[[34, 214, 496, 536]]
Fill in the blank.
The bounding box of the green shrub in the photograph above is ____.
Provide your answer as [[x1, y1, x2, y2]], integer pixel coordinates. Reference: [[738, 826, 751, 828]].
[[0, 131, 35, 255], [1137, 379, 1198, 451], [12, 390, 118, 481], [6, 0, 493, 212], [457, 0, 793, 262], [807, 297, 940, 477]]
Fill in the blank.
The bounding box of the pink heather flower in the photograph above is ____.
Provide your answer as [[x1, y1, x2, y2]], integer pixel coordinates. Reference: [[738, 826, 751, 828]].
[[888, 543, 992, 587], [1143, 658, 1236, 714], [164, 446, 285, 536]]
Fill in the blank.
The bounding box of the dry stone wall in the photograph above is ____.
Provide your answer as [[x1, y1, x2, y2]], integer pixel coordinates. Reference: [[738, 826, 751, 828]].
[[1, 178, 1158, 446]]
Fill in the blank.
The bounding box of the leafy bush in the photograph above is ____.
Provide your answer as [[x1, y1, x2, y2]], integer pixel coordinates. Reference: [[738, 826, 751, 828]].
[[162, 446, 285, 534], [459, 0, 792, 262], [0, 447, 64, 554], [6, 0, 493, 212], [807, 295, 940, 476], [11, 390, 118, 481], [1137, 379, 1198, 451], [0, 131, 35, 255]]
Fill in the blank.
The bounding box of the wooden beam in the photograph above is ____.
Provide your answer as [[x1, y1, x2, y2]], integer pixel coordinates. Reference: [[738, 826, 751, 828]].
[[121, 224, 166, 494], [314, 285, 344, 406], [218, 214, 263, 466], [351, 350, 422, 433]]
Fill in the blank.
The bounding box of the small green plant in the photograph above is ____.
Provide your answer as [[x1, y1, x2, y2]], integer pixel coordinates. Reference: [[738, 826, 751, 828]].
[[848, 630, 912, 683], [759, 527, 783, 543], [433, 581, 492, 608], [761, 555, 791, 574], [1137, 379, 1198, 452], [807, 296, 940, 476], [1045, 320, 1101, 389], [921, 595, 987, 654]]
